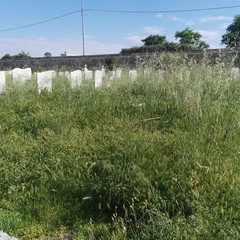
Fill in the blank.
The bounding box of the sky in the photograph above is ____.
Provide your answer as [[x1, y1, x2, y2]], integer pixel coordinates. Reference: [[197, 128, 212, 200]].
[[0, 0, 239, 57]]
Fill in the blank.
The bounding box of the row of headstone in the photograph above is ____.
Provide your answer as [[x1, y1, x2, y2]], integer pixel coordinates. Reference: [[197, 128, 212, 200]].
[[2, 67, 239, 94]]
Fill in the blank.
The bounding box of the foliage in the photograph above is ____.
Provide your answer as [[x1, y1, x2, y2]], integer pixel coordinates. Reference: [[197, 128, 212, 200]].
[[0, 63, 240, 239], [141, 34, 167, 46], [222, 15, 240, 47], [121, 42, 198, 54], [1, 51, 31, 60], [175, 27, 209, 50], [105, 56, 115, 71], [44, 52, 52, 58]]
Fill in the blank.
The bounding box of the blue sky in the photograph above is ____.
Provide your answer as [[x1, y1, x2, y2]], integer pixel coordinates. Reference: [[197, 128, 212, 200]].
[[0, 0, 239, 57]]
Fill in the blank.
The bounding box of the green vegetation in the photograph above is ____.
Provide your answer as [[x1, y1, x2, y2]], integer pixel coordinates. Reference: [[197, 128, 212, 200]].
[[1, 51, 31, 60], [141, 34, 167, 46], [222, 15, 240, 48], [175, 28, 209, 50], [1, 56, 240, 239], [121, 28, 209, 54]]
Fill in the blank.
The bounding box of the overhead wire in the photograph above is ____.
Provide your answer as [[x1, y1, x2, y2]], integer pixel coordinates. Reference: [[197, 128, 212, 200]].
[[0, 5, 239, 32]]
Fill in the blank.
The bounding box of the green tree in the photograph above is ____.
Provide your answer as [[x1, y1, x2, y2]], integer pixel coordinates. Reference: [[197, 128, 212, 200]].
[[141, 34, 167, 46], [14, 51, 30, 59], [175, 28, 209, 50], [1, 54, 12, 60], [221, 15, 240, 47]]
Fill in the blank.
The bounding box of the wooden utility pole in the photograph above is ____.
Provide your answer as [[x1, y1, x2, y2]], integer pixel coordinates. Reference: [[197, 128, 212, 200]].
[[81, 0, 85, 56]]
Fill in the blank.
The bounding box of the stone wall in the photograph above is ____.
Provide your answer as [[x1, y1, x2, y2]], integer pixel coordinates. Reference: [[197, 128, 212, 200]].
[[0, 49, 240, 71], [0, 54, 139, 71]]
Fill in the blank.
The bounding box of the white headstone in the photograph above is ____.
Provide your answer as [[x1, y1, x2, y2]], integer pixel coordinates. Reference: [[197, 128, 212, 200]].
[[231, 68, 240, 80], [0, 71, 6, 92], [101, 66, 105, 78], [48, 70, 57, 79], [144, 69, 150, 76], [129, 70, 137, 80], [36, 71, 52, 93], [94, 70, 102, 88], [116, 69, 122, 79], [109, 71, 116, 81], [12, 68, 32, 84], [70, 70, 82, 88], [84, 64, 93, 80]]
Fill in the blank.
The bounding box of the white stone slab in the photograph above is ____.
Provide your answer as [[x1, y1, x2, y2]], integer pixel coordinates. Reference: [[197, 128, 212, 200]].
[[36, 71, 52, 93], [116, 69, 122, 79], [94, 70, 102, 88], [0, 71, 6, 92], [231, 68, 240, 80], [12, 68, 32, 84], [129, 70, 137, 80], [48, 70, 57, 79], [109, 71, 116, 81], [101, 66, 105, 78], [84, 64, 93, 80], [70, 70, 82, 88]]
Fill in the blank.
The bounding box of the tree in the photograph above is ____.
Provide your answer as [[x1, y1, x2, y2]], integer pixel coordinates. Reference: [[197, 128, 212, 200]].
[[44, 52, 52, 58], [1, 54, 12, 60], [141, 34, 167, 46], [14, 51, 30, 59], [221, 15, 240, 47], [175, 28, 209, 50]]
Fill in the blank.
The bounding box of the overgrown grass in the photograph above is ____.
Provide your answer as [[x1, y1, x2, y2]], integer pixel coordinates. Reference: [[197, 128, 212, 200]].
[[1, 63, 240, 239]]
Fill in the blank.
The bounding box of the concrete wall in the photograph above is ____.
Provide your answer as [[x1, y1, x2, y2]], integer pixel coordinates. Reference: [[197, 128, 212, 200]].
[[0, 49, 240, 71]]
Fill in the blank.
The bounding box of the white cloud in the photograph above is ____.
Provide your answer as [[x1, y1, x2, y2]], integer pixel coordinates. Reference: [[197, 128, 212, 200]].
[[156, 14, 163, 18], [144, 26, 164, 35], [199, 16, 233, 23], [126, 35, 143, 45], [169, 16, 184, 22], [197, 30, 221, 40], [168, 15, 196, 25], [196, 29, 223, 48]]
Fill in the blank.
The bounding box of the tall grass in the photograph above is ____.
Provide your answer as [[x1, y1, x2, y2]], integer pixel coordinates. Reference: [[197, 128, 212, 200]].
[[0, 59, 240, 239]]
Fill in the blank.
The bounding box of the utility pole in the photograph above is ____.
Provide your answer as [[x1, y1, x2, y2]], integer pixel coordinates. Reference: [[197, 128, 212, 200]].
[[81, 0, 85, 56]]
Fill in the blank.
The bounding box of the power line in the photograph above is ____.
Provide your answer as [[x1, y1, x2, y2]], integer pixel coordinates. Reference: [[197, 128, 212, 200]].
[[0, 5, 239, 32], [86, 5, 240, 14], [0, 10, 80, 32]]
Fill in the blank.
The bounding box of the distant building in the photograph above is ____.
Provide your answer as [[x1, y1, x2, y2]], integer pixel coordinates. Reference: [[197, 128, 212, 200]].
[[60, 51, 67, 57]]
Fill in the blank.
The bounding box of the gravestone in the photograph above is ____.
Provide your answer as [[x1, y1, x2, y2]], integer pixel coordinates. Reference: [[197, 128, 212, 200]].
[[109, 71, 116, 81], [116, 69, 122, 79], [36, 71, 53, 93], [12, 68, 32, 84], [48, 70, 57, 79], [0, 71, 6, 93], [231, 68, 240, 80], [94, 70, 102, 88], [144, 69, 150, 76], [70, 70, 82, 88], [84, 64, 93, 80], [129, 70, 137, 80], [101, 66, 105, 78]]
